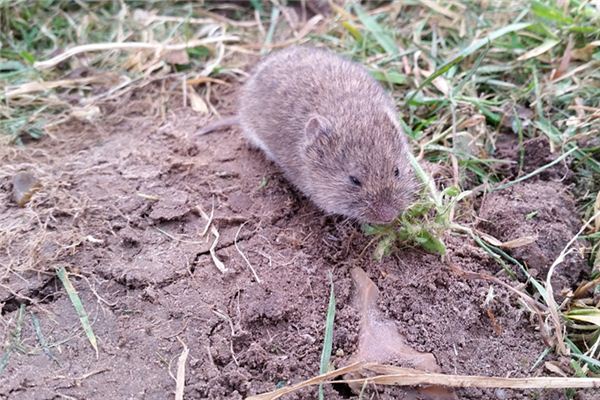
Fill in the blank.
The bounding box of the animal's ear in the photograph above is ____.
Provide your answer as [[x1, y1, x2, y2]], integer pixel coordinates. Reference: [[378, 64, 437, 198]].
[[385, 108, 409, 145], [304, 114, 332, 144], [385, 109, 403, 131]]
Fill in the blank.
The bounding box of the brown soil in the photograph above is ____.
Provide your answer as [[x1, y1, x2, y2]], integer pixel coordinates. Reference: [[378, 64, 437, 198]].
[[0, 84, 594, 400]]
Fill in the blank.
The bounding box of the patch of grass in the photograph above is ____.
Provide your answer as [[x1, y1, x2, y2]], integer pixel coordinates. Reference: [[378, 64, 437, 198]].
[[1, 1, 242, 143], [362, 186, 455, 259]]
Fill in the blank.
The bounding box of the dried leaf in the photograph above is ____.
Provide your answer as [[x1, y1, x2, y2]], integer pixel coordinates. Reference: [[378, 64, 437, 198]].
[[360, 363, 600, 389], [517, 39, 560, 61], [188, 86, 209, 114], [573, 277, 600, 298], [186, 76, 228, 86], [175, 339, 189, 400], [497, 236, 538, 249], [132, 8, 157, 25], [419, 0, 460, 20], [246, 362, 363, 400], [544, 361, 568, 377], [551, 36, 574, 81], [478, 231, 537, 249], [458, 114, 486, 129], [350, 267, 439, 370], [348, 268, 455, 398], [33, 37, 240, 70], [432, 76, 450, 96], [164, 49, 189, 65], [571, 41, 600, 61], [71, 105, 101, 122]]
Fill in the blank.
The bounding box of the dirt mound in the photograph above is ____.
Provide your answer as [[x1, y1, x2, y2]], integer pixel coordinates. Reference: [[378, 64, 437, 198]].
[[0, 87, 593, 399], [494, 135, 572, 181], [478, 181, 588, 292]]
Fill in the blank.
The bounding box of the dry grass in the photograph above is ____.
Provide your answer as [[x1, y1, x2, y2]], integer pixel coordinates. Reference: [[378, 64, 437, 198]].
[[248, 362, 600, 400]]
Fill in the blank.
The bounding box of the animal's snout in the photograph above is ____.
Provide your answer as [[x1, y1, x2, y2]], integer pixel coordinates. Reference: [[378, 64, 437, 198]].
[[370, 204, 399, 225]]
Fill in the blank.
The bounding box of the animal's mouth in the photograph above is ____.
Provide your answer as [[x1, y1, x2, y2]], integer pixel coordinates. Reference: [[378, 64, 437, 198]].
[[366, 206, 400, 225]]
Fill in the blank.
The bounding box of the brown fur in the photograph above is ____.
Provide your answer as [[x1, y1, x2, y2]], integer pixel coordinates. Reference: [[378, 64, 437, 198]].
[[238, 46, 417, 224]]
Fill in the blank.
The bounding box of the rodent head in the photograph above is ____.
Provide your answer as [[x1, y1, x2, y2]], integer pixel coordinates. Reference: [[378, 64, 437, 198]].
[[301, 112, 417, 225]]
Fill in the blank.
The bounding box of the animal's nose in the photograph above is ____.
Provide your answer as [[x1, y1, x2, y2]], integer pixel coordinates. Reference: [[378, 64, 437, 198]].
[[371, 205, 399, 224]]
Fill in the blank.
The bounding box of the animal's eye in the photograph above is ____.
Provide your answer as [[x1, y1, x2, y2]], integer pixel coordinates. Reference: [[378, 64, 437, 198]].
[[349, 176, 362, 186], [394, 167, 400, 177]]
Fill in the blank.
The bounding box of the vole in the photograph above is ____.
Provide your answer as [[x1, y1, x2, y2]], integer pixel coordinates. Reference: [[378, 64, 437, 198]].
[[198, 46, 416, 224]]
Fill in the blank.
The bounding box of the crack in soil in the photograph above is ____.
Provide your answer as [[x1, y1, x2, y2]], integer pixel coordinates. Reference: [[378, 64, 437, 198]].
[[1, 275, 58, 315]]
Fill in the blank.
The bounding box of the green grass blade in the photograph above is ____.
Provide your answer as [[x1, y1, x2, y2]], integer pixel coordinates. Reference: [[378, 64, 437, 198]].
[[31, 312, 58, 364], [342, 21, 363, 42], [571, 352, 600, 370], [353, 3, 398, 56], [408, 152, 442, 208], [370, 70, 407, 85], [249, 0, 263, 13], [532, 67, 544, 119], [56, 266, 98, 357], [530, 347, 552, 371], [534, 118, 562, 144], [467, 232, 517, 280], [531, 1, 573, 25], [0, 351, 9, 375], [15, 304, 25, 343], [262, 6, 280, 55], [0, 304, 26, 374], [565, 308, 600, 327], [374, 234, 395, 261], [407, 22, 532, 103], [318, 273, 336, 400]]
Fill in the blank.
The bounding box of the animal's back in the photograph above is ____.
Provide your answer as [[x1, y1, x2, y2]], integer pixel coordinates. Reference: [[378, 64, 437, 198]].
[[237, 46, 415, 224], [238, 46, 396, 175]]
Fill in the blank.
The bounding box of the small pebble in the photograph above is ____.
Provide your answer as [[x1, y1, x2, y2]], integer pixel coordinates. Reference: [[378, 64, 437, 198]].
[[12, 171, 41, 207]]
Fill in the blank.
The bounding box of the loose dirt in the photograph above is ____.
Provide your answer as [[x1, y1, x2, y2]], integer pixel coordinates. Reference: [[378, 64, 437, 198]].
[[0, 82, 594, 399]]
